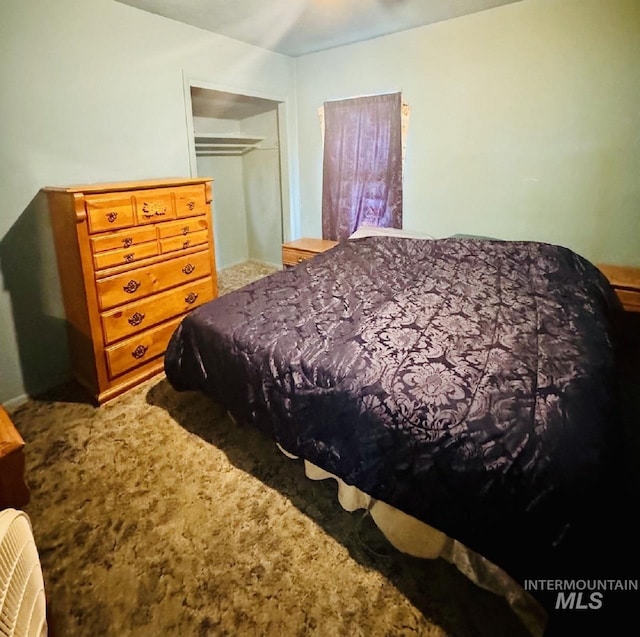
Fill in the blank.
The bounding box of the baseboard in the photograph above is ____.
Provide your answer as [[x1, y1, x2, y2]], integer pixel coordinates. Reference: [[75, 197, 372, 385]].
[[217, 258, 247, 271], [2, 394, 29, 411], [219, 258, 282, 272], [252, 259, 283, 270]]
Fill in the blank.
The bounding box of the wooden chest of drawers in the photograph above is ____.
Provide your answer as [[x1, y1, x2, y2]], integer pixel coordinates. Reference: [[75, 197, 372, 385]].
[[44, 178, 218, 404]]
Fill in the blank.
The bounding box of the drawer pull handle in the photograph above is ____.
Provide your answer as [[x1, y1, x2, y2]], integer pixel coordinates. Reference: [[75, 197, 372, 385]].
[[122, 237, 133, 248], [123, 279, 140, 294], [106, 212, 118, 223], [182, 263, 195, 275], [297, 256, 304, 263], [182, 226, 190, 235], [182, 240, 191, 249], [185, 292, 198, 304], [124, 253, 135, 263], [142, 202, 167, 217], [128, 312, 145, 326], [131, 345, 148, 359], [187, 201, 195, 210]]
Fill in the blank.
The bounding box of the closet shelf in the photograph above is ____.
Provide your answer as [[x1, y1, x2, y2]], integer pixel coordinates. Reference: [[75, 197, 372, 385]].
[[194, 133, 265, 156]]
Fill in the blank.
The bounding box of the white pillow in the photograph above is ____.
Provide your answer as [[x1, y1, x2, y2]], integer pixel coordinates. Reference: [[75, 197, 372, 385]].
[[348, 225, 434, 240]]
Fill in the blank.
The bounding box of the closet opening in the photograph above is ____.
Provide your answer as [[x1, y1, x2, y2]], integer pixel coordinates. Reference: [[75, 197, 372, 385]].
[[184, 82, 289, 289]]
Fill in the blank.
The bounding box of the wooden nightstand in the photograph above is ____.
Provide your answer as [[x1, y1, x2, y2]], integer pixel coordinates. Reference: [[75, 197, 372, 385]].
[[0, 406, 30, 509], [597, 264, 640, 312], [282, 238, 338, 268]]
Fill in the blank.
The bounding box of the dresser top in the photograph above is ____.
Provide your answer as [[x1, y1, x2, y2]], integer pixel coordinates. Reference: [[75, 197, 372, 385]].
[[597, 263, 640, 290], [42, 177, 213, 194], [283, 238, 339, 252]]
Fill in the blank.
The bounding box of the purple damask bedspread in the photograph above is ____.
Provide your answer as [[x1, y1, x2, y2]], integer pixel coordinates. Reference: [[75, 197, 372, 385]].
[[164, 237, 621, 592]]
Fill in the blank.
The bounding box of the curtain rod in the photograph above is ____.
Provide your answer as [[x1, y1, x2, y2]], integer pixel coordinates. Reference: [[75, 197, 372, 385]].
[[323, 90, 402, 103]]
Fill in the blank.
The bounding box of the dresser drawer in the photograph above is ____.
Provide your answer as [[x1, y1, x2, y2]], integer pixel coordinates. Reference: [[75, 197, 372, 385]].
[[85, 193, 135, 234], [93, 240, 158, 271], [96, 250, 213, 310], [101, 277, 214, 344], [157, 217, 209, 239], [281, 238, 339, 267], [282, 246, 315, 266], [133, 188, 176, 225], [174, 184, 208, 218], [617, 289, 640, 312], [90, 226, 157, 254], [160, 229, 209, 254], [105, 317, 183, 378]]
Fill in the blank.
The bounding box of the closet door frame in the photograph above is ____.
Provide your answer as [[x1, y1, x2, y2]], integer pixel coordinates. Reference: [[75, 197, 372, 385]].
[[181, 74, 297, 250]]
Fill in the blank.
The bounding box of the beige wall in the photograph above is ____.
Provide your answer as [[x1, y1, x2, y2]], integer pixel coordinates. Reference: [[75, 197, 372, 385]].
[[242, 110, 283, 267], [194, 109, 283, 269], [194, 117, 251, 269], [0, 0, 296, 403], [295, 0, 640, 266]]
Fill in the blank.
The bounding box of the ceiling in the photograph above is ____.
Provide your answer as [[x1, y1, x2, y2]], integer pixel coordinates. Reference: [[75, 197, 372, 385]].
[[116, 0, 521, 58]]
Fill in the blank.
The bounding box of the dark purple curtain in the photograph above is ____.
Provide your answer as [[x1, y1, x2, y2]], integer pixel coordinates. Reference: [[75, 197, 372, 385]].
[[322, 92, 403, 241]]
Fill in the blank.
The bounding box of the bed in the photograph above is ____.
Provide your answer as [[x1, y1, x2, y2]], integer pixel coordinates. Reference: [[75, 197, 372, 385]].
[[164, 235, 622, 634]]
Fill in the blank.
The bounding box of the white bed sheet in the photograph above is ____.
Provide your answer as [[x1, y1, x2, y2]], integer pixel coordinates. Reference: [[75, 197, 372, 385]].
[[276, 443, 547, 637], [347, 224, 435, 241]]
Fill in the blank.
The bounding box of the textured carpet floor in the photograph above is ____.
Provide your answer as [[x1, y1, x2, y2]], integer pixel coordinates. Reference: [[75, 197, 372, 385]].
[[13, 375, 535, 637], [7, 261, 601, 637]]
